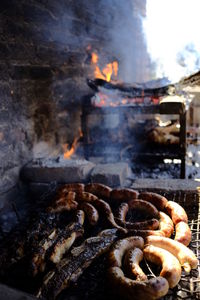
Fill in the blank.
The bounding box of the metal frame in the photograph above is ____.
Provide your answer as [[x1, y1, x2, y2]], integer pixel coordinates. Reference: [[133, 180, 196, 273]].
[[81, 97, 186, 178]]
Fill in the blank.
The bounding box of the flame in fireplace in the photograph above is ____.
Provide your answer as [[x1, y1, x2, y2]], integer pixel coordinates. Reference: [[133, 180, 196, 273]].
[[91, 52, 118, 82], [62, 130, 83, 159]]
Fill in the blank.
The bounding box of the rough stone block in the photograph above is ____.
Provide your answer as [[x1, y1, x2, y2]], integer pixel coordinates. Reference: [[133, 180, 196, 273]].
[[90, 162, 132, 187], [21, 157, 95, 183]]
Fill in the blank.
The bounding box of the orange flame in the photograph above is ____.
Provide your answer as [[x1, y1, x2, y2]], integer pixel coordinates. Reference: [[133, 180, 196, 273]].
[[91, 52, 118, 82], [63, 130, 83, 159]]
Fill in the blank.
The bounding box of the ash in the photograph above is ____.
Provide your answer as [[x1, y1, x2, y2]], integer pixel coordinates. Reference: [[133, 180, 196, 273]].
[[186, 143, 200, 179], [130, 142, 200, 179]]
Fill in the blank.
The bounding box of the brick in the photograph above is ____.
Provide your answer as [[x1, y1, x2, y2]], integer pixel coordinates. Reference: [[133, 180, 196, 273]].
[[21, 158, 95, 183], [90, 162, 132, 187]]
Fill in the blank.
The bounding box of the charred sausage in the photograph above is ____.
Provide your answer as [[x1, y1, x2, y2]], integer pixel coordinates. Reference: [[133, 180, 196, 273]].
[[108, 267, 169, 300], [124, 248, 147, 281], [108, 236, 144, 267], [78, 202, 99, 226]]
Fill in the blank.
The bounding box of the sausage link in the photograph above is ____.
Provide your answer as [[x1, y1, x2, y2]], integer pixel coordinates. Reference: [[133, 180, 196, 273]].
[[128, 199, 159, 219], [78, 202, 99, 226], [124, 248, 147, 281], [126, 229, 164, 239], [165, 201, 188, 225], [57, 183, 85, 195], [108, 236, 144, 267], [144, 245, 181, 288], [108, 267, 169, 300], [115, 203, 159, 230], [111, 188, 139, 203], [145, 236, 198, 272], [48, 191, 78, 213], [93, 199, 126, 233], [174, 221, 192, 246], [85, 183, 112, 199], [157, 212, 174, 237], [115, 203, 129, 227], [139, 192, 168, 210], [75, 192, 98, 202]]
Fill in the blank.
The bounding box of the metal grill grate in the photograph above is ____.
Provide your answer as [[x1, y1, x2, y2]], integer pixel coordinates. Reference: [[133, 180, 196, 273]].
[[152, 190, 200, 300], [1, 186, 199, 299]]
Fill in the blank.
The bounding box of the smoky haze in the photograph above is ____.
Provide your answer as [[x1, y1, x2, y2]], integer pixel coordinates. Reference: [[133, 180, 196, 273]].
[[41, 0, 152, 84]]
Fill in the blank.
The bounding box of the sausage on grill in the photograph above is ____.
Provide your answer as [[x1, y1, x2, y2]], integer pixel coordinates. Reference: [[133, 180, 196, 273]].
[[111, 188, 139, 203], [108, 267, 169, 300], [145, 236, 198, 273], [144, 245, 181, 288], [108, 236, 144, 268], [128, 199, 159, 219], [85, 183, 112, 199], [174, 221, 192, 246], [124, 248, 147, 281], [78, 202, 99, 226], [165, 201, 188, 225], [139, 192, 168, 211]]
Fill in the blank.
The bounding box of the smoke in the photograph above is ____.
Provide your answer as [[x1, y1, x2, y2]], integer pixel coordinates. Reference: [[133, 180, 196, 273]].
[[143, 0, 200, 83], [94, 0, 151, 83]]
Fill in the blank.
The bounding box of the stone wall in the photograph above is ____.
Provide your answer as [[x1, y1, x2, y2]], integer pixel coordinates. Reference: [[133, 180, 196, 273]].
[[0, 0, 149, 193]]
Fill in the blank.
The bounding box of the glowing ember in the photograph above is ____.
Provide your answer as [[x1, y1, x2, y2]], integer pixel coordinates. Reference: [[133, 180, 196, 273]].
[[63, 130, 83, 159], [91, 52, 118, 82]]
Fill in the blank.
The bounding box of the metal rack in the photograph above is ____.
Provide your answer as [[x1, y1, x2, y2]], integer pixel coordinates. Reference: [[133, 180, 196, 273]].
[[81, 97, 186, 178]]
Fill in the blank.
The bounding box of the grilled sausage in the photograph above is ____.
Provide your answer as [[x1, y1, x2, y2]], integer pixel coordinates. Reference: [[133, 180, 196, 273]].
[[78, 202, 99, 226], [165, 201, 188, 225], [75, 191, 98, 202], [127, 212, 173, 238], [175, 221, 192, 246], [108, 236, 144, 267], [139, 192, 168, 211], [48, 191, 78, 213], [57, 183, 85, 195], [157, 212, 174, 237], [145, 236, 198, 272], [93, 199, 126, 233], [115, 203, 159, 230], [144, 245, 181, 288], [124, 248, 147, 281], [85, 183, 112, 199], [111, 188, 139, 203], [108, 267, 169, 300], [126, 219, 160, 230], [128, 199, 159, 219], [115, 202, 129, 227], [126, 229, 164, 239]]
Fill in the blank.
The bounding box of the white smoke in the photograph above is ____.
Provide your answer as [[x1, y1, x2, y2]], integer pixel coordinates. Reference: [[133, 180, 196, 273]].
[[143, 0, 200, 82]]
